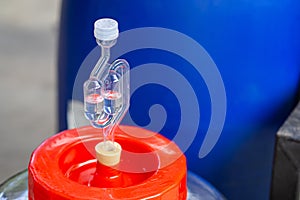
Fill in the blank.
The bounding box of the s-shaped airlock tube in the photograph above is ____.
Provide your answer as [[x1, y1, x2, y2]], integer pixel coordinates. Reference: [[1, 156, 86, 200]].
[[83, 18, 130, 141]]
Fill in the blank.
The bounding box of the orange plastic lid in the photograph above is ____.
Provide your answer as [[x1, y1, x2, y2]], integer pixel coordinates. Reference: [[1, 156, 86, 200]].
[[28, 126, 187, 200]]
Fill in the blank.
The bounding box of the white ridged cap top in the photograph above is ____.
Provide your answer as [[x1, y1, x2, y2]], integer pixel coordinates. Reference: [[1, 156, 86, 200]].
[[94, 18, 119, 41]]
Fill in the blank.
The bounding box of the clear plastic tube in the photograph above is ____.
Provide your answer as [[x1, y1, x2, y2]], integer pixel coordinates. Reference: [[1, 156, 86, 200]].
[[83, 18, 130, 142]]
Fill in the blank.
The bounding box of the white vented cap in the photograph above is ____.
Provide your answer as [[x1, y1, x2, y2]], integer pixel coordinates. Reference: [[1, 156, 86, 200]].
[[95, 141, 122, 166], [94, 18, 119, 41]]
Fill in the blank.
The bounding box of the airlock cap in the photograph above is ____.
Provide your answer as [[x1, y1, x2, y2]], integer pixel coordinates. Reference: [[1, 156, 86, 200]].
[[94, 18, 119, 41]]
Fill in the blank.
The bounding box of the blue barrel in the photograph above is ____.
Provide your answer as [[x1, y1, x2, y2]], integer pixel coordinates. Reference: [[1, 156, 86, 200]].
[[57, 0, 300, 199]]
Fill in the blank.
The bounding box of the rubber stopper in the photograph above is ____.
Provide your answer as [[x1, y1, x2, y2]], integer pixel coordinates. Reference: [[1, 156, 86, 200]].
[[95, 141, 122, 166], [94, 18, 119, 41]]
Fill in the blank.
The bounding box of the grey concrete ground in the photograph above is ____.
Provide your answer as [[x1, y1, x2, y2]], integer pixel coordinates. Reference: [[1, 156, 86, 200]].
[[0, 0, 60, 182]]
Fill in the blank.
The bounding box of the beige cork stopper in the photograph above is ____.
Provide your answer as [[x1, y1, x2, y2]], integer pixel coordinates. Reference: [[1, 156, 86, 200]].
[[95, 141, 122, 166]]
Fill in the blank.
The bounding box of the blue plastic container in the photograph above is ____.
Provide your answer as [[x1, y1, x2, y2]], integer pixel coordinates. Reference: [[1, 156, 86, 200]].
[[57, 0, 300, 199]]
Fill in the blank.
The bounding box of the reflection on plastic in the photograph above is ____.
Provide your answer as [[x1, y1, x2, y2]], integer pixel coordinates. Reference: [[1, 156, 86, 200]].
[[0, 170, 225, 200]]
